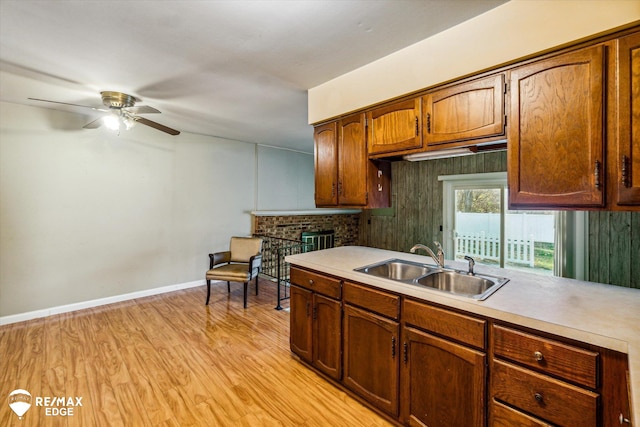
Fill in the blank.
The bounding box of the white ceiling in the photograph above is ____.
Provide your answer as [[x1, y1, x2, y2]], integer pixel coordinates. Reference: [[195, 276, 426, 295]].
[[0, 0, 507, 152]]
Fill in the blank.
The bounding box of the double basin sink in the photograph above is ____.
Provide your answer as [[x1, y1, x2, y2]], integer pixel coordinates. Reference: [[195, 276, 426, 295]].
[[354, 258, 509, 300]]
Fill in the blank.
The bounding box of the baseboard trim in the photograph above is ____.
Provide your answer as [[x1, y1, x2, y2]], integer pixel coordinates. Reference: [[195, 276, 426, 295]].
[[0, 279, 206, 326]]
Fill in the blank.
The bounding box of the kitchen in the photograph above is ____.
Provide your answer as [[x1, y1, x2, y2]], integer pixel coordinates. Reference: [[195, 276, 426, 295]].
[[1, 1, 639, 426]]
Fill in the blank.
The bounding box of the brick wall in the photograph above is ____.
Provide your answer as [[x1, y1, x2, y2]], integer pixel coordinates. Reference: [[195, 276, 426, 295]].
[[253, 213, 360, 247]]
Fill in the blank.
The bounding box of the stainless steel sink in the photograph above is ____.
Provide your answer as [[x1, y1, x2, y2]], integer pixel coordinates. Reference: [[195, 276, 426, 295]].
[[354, 259, 437, 282], [414, 270, 508, 300], [354, 258, 508, 300]]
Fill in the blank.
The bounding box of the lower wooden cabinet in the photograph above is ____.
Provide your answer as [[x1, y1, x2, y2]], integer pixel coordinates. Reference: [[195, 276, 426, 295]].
[[401, 327, 486, 426], [343, 304, 399, 416], [491, 400, 553, 427], [492, 359, 599, 426], [289, 284, 313, 363], [289, 268, 633, 427], [289, 267, 342, 381]]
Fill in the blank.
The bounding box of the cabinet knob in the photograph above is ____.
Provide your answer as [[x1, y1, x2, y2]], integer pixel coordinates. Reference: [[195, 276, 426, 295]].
[[619, 413, 631, 424], [534, 392, 543, 403], [308, 279, 314, 286], [534, 351, 544, 362]]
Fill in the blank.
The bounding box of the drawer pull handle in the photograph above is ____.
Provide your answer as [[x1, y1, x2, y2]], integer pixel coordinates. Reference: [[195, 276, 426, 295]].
[[534, 393, 543, 403], [309, 279, 314, 285], [619, 413, 631, 424], [534, 351, 544, 362]]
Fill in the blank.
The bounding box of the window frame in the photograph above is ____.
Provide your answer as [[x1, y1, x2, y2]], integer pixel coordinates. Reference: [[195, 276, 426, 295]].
[[439, 172, 589, 279]]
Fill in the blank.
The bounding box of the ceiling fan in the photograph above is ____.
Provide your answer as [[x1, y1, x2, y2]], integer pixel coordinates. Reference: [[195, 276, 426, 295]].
[[29, 91, 180, 136]]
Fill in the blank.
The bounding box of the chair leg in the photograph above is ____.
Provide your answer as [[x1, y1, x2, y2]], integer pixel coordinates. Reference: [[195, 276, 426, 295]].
[[255, 275, 259, 295], [243, 282, 248, 308], [205, 279, 211, 305], [227, 281, 231, 293]]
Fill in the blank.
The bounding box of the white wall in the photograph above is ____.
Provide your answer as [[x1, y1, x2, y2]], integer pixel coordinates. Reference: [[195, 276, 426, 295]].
[[256, 145, 314, 210], [0, 102, 309, 318], [309, 0, 640, 123]]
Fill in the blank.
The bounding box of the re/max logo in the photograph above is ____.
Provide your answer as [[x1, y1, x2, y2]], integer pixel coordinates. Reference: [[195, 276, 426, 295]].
[[35, 396, 83, 407]]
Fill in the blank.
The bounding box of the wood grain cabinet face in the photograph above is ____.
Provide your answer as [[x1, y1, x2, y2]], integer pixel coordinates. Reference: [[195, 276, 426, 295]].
[[493, 324, 599, 389], [343, 304, 399, 417], [491, 400, 553, 427], [289, 268, 342, 381], [290, 284, 313, 363], [314, 121, 339, 206], [401, 327, 486, 427], [491, 324, 600, 427], [508, 44, 606, 208], [314, 114, 391, 208], [492, 360, 599, 426], [367, 98, 422, 156], [401, 299, 486, 426], [338, 113, 369, 205], [423, 74, 506, 147], [616, 31, 640, 205]]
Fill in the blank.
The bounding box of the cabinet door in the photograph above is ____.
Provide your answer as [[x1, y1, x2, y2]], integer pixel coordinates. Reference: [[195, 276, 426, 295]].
[[343, 304, 399, 416], [617, 32, 640, 205], [423, 74, 505, 146], [338, 113, 368, 206], [401, 327, 486, 427], [508, 45, 606, 208], [367, 98, 422, 156], [312, 294, 342, 380], [314, 122, 338, 206], [290, 285, 313, 363]]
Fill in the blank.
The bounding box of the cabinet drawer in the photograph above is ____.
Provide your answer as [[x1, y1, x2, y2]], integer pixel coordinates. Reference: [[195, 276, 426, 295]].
[[343, 281, 399, 320], [493, 325, 598, 389], [492, 360, 599, 427], [403, 299, 486, 350], [290, 267, 341, 299], [491, 400, 553, 427]]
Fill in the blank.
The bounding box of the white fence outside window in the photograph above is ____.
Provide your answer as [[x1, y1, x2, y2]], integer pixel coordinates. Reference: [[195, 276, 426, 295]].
[[455, 232, 535, 267]]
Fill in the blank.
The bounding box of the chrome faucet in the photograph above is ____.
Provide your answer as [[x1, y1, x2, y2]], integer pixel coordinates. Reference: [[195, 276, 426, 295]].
[[464, 255, 475, 275], [410, 241, 445, 268]]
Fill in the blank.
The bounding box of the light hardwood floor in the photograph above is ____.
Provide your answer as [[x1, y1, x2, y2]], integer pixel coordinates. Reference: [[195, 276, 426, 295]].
[[0, 279, 393, 426]]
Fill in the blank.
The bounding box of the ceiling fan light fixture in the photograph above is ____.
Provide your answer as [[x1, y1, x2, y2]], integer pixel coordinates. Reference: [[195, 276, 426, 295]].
[[31, 91, 180, 135], [121, 111, 137, 130], [103, 113, 121, 131]]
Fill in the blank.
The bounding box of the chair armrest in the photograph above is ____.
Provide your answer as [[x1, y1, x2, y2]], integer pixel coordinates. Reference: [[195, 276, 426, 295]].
[[209, 251, 231, 269], [248, 254, 263, 276]]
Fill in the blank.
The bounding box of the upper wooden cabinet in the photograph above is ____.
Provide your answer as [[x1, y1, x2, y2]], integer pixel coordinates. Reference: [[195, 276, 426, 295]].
[[314, 113, 390, 208], [616, 32, 640, 206], [508, 44, 606, 208], [314, 121, 339, 206], [367, 99, 422, 156], [423, 73, 506, 147]]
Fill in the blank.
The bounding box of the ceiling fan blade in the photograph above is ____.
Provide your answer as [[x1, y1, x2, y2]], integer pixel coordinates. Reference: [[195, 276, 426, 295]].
[[83, 117, 103, 129], [28, 97, 109, 112], [125, 105, 160, 114], [134, 117, 180, 135]]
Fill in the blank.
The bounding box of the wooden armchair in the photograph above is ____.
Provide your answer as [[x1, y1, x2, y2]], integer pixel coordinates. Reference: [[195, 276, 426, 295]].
[[205, 236, 263, 308]]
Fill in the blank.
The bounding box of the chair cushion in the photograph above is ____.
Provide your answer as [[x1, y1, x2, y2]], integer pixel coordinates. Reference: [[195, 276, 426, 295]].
[[206, 263, 252, 282], [230, 237, 263, 263]]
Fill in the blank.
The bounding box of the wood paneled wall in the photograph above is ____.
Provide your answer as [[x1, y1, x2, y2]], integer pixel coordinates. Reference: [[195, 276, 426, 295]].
[[358, 151, 640, 289], [359, 151, 507, 253], [588, 212, 640, 289]]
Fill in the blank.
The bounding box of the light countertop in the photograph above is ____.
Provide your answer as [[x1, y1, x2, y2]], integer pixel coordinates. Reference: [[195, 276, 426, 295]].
[[286, 246, 640, 425]]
